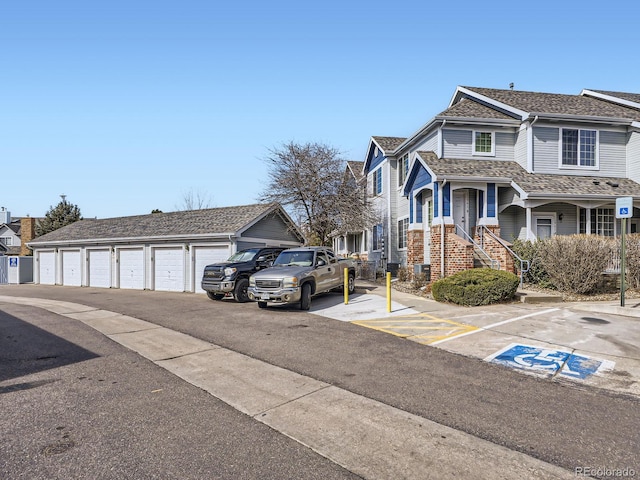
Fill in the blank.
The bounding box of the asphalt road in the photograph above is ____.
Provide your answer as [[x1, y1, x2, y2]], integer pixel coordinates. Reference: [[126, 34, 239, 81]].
[[1, 284, 639, 479]]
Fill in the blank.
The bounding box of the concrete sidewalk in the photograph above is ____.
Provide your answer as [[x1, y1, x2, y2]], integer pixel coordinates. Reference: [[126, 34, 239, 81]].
[[0, 294, 574, 480]]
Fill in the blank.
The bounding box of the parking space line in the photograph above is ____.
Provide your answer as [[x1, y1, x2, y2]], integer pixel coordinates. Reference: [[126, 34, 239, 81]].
[[352, 313, 479, 344], [430, 308, 560, 345]]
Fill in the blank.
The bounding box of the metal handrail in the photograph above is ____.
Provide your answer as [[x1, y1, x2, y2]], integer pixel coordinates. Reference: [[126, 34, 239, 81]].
[[455, 224, 500, 270], [478, 226, 530, 287]]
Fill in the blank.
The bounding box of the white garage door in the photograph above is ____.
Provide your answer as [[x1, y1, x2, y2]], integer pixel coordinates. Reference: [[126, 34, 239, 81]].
[[193, 246, 230, 293], [38, 251, 56, 285], [119, 248, 144, 290], [62, 250, 81, 286], [88, 249, 111, 288], [154, 247, 184, 292]]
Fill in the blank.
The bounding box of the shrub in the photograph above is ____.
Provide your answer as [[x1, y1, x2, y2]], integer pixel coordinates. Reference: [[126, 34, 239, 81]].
[[510, 238, 553, 288], [538, 235, 613, 294], [431, 269, 519, 306], [396, 266, 411, 282], [411, 272, 429, 290], [621, 234, 640, 289]]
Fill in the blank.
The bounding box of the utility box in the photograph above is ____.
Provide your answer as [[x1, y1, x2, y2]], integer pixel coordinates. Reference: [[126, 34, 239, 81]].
[[414, 264, 431, 281], [7, 256, 34, 284], [386, 262, 400, 277]]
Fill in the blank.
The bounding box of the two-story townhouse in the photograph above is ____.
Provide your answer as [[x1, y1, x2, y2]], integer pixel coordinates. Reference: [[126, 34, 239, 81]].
[[358, 86, 640, 280], [0, 208, 38, 256]]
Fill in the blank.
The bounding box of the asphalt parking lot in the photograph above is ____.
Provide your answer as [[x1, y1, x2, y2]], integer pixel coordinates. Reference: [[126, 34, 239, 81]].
[[310, 283, 640, 398], [1, 283, 639, 479]]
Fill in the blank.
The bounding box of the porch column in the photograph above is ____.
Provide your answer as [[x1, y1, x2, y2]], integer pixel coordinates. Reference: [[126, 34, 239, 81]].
[[526, 207, 534, 240]]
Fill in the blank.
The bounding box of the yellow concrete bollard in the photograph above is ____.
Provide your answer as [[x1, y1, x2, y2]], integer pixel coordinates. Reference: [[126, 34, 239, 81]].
[[386, 272, 391, 313], [344, 267, 349, 305]]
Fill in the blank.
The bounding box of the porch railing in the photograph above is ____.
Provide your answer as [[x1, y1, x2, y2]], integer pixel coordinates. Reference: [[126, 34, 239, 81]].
[[455, 224, 500, 270], [605, 248, 621, 274], [477, 226, 530, 288]]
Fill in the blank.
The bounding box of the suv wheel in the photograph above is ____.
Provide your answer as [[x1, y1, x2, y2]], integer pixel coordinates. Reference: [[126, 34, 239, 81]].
[[233, 278, 250, 303]]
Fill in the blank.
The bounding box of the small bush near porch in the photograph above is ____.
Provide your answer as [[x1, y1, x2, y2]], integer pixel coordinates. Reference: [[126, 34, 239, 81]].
[[431, 269, 519, 306]]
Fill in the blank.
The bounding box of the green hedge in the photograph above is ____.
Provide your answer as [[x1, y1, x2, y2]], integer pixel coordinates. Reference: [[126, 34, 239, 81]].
[[431, 269, 520, 306]]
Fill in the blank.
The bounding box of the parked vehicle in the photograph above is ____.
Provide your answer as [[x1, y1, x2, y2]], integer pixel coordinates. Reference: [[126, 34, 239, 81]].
[[247, 246, 356, 310], [201, 247, 285, 302]]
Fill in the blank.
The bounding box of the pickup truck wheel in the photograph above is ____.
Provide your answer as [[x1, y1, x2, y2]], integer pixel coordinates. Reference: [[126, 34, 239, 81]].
[[348, 273, 355, 294], [258, 301, 268, 309], [233, 278, 250, 303], [206, 292, 225, 301], [300, 283, 312, 310]]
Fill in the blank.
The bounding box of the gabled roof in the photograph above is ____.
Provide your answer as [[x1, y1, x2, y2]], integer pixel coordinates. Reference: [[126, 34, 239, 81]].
[[346, 161, 365, 183], [414, 152, 640, 199], [371, 136, 406, 153], [582, 89, 640, 110], [29, 203, 304, 245], [450, 86, 640, 123], [437, 97, 519, 121]]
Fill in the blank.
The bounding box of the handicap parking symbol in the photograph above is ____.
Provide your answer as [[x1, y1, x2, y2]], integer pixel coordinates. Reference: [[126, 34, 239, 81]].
[[485, 344, 615, 380]]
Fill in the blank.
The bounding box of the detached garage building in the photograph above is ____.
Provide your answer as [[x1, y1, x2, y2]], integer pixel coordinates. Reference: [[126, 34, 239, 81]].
[[28, 203, 304, 293]]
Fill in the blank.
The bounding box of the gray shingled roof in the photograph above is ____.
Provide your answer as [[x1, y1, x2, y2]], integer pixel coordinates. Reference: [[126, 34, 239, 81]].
[[588, 90, 640, 105], [372, 136, 407, 153], [346, 161, 365, 182], [461, 86, 640, 122], [417, 152, 640, 197], [30, 203, 287, 244], [437, 97, 518, 121]]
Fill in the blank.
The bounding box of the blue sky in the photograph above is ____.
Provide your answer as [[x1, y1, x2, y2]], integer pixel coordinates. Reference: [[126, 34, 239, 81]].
[[2, 0, 639, 219]]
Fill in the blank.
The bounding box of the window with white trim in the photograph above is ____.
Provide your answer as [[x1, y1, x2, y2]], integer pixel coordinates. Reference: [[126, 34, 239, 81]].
[[398, 218, 408, 249], [472, 131, 495, 156], [398, 154, 409, 186], [372, 168, 383, 195], [561, 128, 597, 167], [372, 223, 383, 250], [0, 237, 12, 246], [579, 208, 614, 236]]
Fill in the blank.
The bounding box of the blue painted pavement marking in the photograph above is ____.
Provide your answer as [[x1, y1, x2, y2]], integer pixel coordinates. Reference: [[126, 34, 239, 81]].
[[485, 344, 615, 380]]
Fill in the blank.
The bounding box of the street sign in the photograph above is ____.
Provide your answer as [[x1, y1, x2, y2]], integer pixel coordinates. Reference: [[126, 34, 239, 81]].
[[616, 196, 633, 219], [485, 344, 615, 380]]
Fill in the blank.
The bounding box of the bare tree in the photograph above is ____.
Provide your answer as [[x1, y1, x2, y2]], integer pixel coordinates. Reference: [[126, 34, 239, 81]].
[[260, 141, 375, 246], [176, 188, 214, 211]]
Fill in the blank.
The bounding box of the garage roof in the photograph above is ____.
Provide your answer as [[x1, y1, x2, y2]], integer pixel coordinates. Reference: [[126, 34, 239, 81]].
[[29, 203, 304, 246]]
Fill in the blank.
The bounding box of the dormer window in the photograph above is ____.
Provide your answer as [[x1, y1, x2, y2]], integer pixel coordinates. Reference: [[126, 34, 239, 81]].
[[472, 131, 495, 156], [561, 128, 598, 168]]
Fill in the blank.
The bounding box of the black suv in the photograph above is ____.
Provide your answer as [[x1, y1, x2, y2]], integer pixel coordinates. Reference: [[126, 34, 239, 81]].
[[201, 247, 285, 302]]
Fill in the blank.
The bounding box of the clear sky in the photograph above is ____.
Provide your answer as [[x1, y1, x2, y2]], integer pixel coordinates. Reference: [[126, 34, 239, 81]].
[[2, 0, 639, 219]]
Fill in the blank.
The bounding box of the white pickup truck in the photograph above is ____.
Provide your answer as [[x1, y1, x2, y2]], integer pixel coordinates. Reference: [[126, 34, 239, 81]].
[[247, 246, 356, 310]]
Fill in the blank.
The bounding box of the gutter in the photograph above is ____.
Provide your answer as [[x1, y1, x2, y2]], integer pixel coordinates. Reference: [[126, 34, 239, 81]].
[[28, 232, 238, 248]]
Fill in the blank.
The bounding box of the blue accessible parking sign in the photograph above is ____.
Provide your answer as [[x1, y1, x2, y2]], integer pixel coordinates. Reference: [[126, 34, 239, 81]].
[[485, 344, 615, 380]]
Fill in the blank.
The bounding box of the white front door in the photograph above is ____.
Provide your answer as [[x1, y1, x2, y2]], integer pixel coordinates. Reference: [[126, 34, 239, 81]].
[[453, 190, 469, 234], [424, 198, 432, 264], [533, 214, 556, 240]]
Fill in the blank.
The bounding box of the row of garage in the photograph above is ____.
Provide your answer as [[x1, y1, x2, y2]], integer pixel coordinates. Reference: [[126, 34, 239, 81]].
[[36, 244, 230, 293], [28, 203, 305, 293]]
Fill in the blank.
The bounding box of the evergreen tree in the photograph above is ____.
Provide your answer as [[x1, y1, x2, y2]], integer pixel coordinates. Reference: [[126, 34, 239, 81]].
[[36, 196, 82, 236]]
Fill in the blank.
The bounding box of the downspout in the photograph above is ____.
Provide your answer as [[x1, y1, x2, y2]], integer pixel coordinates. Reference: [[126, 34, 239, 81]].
[[440, 179, 447, 278], [439, 119, 447, 158], [527, 115, 539, 173]]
